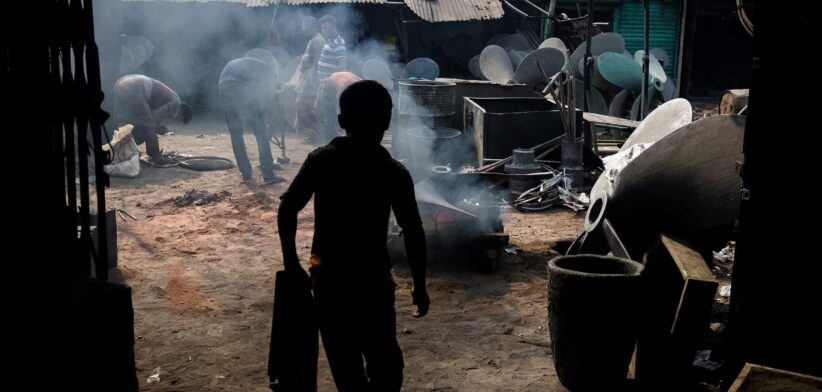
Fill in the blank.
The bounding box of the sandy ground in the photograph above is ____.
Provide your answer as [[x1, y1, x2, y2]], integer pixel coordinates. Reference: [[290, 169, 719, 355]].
[[104, 113, 584, 391]]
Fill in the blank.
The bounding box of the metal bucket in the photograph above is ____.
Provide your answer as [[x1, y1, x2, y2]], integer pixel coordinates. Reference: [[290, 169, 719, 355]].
[[397, 80, 456, 116]]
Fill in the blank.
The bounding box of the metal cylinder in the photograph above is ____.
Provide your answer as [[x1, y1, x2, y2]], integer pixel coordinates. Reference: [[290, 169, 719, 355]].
[[505, 149, 542, 194], [561, 139, 583, 168], [397, 81, 456, 116]]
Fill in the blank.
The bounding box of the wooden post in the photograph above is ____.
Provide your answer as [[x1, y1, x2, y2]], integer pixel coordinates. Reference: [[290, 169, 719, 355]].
[[719, 89, 749, 115]]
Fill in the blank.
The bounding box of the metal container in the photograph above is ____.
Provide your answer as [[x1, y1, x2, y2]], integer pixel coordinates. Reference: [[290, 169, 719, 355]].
[[464, 97, 578, 165], [397, 80, 456, 117], [438, 78, 539, 130]]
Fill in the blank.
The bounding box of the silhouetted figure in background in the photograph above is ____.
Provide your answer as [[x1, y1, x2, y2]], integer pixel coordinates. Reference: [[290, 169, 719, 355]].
[[278, 80, 430, 392], [112, 74, 192, 164], [218, 52, 285, 185], [295, 16, 325, 139]]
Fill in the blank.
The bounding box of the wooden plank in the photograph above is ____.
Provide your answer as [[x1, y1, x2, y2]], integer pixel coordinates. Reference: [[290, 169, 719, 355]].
[[661, 236, 718, 336], [728, 363, 822, 392], [583, 111, 641, 129]]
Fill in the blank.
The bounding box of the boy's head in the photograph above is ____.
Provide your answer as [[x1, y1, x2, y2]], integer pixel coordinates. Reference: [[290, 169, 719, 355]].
[[338, 80, 393, 143]]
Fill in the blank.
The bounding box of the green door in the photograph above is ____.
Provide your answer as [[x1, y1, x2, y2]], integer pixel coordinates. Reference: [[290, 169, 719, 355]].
[[614, 0, 682, 79]]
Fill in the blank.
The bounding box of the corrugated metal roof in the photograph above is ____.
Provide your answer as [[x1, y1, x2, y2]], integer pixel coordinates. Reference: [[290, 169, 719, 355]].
[[124, 0, 386, 5], [124, 0, 504, 22], [123, 0, 276, 6], [281, 0, 386, 4], [404, 0, 504, 22]]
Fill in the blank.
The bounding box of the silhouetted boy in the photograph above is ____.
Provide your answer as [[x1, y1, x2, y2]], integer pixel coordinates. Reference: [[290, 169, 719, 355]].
[[278, 80, 429, 392]]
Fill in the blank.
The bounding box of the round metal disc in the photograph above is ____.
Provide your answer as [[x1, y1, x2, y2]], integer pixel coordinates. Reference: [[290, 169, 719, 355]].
[[587, 115, 745, 234], [569, 32, 626, 79], [244, 48, 280, 76], [661, 78, 676, 102], [623, 97, 692, 150], [587, 97, 694, 230], [468, 55, 483, 79], [596, 52, 642, 93], [649, 47, 670, 68], [572, 78, 608, 115], [634, 50, 667, 91], [539, 37, 567, 51], [539, 37, 571, 73], [281, 56, 301, 83], [443, 33, 483, 68], [362, 58, 394, 90], [579, 55, 622, 94], [479, 45, 515, 84], [390, 62, 405, 79], [264, 46, 292, 75], [608, 89, 634, 118], [630, 91, 663, 120], [500, 33, 532, 51], [507, 49, 527, 70], [514, 47, 566, 85], [404, 57, 440, 80], [120, 36, 154, 74], [487, 34, 510, 48]]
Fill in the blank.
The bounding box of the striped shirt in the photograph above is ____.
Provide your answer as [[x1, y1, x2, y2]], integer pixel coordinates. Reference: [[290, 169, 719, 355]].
[[317, 35, 346, 80]]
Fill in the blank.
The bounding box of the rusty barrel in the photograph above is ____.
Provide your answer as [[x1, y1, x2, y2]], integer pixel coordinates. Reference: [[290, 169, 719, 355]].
[[397, 80, 456, 117], [547, 254, 644, 391]]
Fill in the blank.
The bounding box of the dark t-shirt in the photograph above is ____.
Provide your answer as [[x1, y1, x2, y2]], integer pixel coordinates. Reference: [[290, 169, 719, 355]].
[[280, 136, 422, 279]]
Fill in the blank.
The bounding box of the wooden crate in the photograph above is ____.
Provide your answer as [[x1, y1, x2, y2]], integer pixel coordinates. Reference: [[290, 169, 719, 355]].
[[634, 235, 719, 387], [728, 363, 822, 392]]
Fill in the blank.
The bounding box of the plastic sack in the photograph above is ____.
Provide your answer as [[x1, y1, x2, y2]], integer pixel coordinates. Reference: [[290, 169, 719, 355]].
[[103, 124, 141, 178]]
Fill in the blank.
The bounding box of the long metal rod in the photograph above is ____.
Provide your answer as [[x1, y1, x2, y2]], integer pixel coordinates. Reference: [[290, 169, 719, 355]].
[[675, 0, 688, 98], [584, 0, 594, 113], [582, 0, 594, 150], [543, 0, 558, 39], [537, 63, 570, 134], [641, 0, 650, 119], [535, 142, 562, 160], [503, 0, 550, 19], [522, 0, 552, 16], [504, 1, 532, 18], [568, 75, 577, 140]]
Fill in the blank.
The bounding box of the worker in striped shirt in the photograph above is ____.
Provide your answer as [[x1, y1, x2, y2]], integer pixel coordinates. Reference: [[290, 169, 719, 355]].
[[317, 15, 347, 81]]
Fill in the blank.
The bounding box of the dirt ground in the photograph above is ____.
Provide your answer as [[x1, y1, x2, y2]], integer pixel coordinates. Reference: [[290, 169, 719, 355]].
[[104, 113, 584, 391]]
